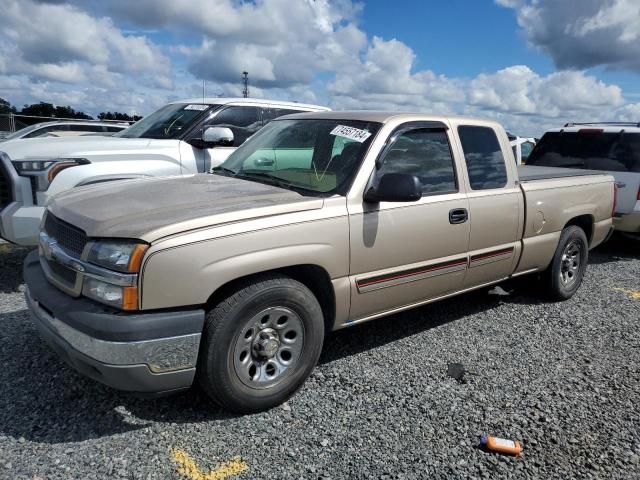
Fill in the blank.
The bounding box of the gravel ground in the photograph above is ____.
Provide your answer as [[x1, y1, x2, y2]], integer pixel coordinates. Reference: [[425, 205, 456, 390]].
[[0, 236, 638, 480]]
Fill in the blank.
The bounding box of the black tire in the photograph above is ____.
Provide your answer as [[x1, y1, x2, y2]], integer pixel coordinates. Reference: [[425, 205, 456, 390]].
[[197, 274, 324, 413], [544, 225, 589, 301]]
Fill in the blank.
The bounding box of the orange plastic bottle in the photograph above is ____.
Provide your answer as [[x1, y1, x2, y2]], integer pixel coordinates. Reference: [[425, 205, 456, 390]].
[[480, 436, 522, 456]]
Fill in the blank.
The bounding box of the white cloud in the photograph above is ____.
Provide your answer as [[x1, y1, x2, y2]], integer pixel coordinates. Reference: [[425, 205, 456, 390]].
[[109, 0, 365, 89], [470, 65, 623, 116], [329, 36, 464, 111], [0, 0, 171, 86], [497, 0, 640, 71]]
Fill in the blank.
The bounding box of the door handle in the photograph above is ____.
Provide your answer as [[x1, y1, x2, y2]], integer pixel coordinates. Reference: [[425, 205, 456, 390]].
[[615, 181, 626, 188], [449, 208, 469, 224]]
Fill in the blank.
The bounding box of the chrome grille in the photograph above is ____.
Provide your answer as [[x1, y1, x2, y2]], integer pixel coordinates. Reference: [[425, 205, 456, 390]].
[[44, 214, 88, 256], [0, 160, 11, 211]]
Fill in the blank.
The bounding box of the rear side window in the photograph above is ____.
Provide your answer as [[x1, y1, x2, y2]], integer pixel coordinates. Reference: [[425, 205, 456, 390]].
[[378, 128, 457, 195], [458, 126, 508, 190], [68, 124, 99, 132], [207, 106, 262, 146], [527, 132, 640, 173], [262, 108, 303, 124]]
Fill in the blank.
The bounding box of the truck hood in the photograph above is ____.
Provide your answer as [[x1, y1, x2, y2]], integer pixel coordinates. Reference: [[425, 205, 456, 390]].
[[0, 135, 160, 161], [47, 174, 324, 242]]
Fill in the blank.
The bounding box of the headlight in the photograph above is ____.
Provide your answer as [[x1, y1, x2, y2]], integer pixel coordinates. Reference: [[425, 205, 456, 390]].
[[82, 277, 138, 310], [87, 240, 148, 273], [13, 158, 90, 191], [13, 160, 56, 173], [83, 240, 148, 310]]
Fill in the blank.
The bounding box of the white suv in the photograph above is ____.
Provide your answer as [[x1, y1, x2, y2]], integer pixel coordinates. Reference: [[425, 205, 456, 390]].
[[526, 122, 640, 237], [0, 98, 329, 245]]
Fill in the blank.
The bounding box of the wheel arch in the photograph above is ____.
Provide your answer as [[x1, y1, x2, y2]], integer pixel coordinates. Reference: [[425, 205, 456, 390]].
[[564, 214, 594, 246], [205, 264, 336, 334]]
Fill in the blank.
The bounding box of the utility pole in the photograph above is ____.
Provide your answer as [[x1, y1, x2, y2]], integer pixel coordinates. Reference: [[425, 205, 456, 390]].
[[242, 71, 249, 98]]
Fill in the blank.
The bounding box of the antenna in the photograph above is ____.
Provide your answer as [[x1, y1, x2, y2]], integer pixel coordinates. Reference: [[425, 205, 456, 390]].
[[202, 79, 206, 103], [242, 71, 249, 98]]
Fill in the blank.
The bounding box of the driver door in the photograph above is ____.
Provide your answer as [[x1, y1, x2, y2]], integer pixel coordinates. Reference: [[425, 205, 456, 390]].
[[348, 125, 470, 321]]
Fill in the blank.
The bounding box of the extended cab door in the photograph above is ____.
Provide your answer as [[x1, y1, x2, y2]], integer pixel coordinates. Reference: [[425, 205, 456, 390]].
[[454, 123, 523, 288], [348, 122, 470, 321]]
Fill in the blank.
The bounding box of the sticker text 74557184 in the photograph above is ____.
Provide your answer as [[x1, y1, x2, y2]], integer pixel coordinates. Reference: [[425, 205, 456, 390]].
[[330, 125, 372, 143]]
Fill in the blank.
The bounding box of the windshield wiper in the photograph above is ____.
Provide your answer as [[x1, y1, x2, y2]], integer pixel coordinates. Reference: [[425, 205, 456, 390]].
[[211, 166, 237, 176], [234, 170, 309, 193]]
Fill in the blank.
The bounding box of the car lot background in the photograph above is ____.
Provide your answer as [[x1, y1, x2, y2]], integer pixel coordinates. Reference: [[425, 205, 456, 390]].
[[0, 237, 638, 480]]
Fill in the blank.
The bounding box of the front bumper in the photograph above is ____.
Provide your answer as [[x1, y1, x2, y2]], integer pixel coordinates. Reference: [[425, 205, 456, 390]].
[[0, 151, 42, 245], [0, 202, 44, 245], [24, 250, 205, 394]]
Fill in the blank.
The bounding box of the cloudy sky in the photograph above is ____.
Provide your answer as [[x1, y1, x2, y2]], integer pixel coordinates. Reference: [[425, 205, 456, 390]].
[[1, 0, 639, 135]]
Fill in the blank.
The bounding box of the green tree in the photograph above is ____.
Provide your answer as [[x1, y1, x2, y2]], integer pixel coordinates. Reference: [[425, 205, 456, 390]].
[[19, 102, 93, 119], [0, 97, 16, 114], [98, 111, 141, 122]]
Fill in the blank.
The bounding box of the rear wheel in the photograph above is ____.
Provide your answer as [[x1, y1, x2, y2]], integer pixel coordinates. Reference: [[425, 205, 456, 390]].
[[197, 274, 324, 413], [544, 225, 589, 301]]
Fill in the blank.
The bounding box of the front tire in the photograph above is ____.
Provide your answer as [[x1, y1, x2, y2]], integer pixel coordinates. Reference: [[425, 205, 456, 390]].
[[545, 225, 589, 301], [197, 274, 324, 413]]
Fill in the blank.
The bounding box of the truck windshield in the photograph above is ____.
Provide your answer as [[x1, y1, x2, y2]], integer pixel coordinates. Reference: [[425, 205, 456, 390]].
[[215, 119, 381, 195], [116, 103, 217, 140], [527, 131, 640, 172]]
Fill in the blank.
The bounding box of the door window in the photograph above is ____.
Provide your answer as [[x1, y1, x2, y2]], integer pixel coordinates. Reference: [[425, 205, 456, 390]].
[[458, 126, 508, 190], [206, 106, 262, 146], [261, 108, 303, 125], [520, 141, 535, 162], [377, 128, 457, 195]]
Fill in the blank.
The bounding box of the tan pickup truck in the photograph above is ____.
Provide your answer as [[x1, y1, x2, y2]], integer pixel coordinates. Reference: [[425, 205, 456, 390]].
[[23, 112, 615, 412]]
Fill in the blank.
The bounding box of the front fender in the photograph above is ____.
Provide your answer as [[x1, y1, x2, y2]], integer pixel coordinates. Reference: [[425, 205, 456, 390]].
[[139, 217, 349, 310]]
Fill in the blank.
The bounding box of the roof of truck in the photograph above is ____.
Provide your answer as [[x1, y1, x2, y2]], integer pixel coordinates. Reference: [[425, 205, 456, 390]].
[[168, 97, 330, 111], [280, 110, 499, 125]]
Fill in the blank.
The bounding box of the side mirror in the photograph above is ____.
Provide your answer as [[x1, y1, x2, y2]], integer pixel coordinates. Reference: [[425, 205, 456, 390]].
[[203, 126, 234, 147], [190, 126, 234, 149], [364, 173, 422, 203]]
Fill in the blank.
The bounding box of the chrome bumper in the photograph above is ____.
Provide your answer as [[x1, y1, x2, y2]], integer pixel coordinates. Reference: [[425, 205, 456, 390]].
[[26, 287, 201, 374]]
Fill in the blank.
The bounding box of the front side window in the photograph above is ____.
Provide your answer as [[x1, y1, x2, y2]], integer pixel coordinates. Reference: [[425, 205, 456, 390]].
[[206, 106, 262, 146], [526, 131, 640, 173], [458, 126, 508, 190], [217, 119, 381, 195], [377, 128, 457, 195], [116, 103, 215, 140]]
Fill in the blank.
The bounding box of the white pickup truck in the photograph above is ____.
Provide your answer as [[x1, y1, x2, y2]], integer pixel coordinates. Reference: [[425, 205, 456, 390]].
[[0, 98, 329, 245]]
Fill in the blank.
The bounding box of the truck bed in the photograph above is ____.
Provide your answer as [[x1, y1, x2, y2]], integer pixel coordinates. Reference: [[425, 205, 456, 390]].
[[518, 165, 603, 182]]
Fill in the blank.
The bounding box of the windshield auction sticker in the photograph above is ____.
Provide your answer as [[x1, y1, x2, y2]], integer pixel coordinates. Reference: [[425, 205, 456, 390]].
[[184, 104, 210, 111], [330, 125, 372, 143]]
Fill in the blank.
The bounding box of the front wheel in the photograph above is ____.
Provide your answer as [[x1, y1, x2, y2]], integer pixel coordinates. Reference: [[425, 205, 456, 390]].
[[544, 225, 589, 301], [197, 274, 324, 413]]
